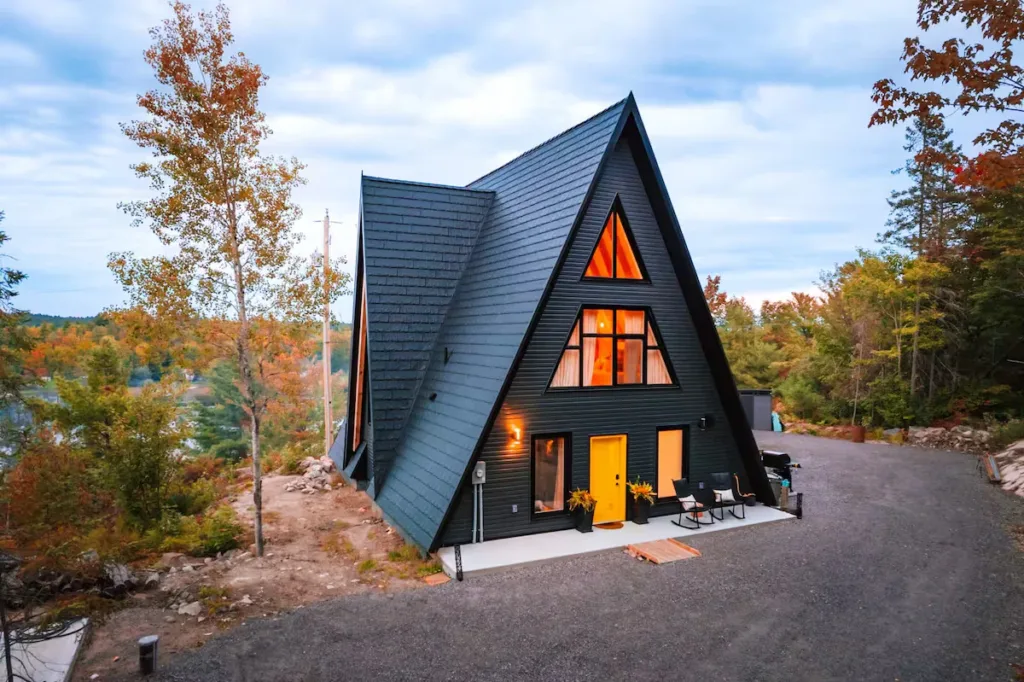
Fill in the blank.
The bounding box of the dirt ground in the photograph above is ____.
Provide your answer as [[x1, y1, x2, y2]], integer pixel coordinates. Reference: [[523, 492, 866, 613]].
[[73, 473, 443, 681]]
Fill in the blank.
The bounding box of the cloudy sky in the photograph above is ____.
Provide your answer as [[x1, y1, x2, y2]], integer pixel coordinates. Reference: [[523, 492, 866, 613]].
[[1, 0, 931, 320]]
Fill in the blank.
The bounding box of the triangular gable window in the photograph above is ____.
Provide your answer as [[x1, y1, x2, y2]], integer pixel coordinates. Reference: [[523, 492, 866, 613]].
[[583, 198, 647, 280], [550, 308, 675, 388]]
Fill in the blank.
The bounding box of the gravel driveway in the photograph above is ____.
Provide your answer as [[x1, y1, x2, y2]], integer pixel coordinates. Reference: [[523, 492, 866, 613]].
[[154, 434, 1024, 681]]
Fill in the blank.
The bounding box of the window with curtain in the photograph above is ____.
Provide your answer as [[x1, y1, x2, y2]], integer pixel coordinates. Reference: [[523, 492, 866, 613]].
[[657, 428, 685, 498], [351, 279, 368, 449], [533, 434, 570, 514], [549, 308, 676, 388], [583, 199, 647, 281]]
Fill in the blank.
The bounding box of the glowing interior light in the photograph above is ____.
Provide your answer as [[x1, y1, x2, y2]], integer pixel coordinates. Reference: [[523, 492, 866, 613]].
[[511, 425, 522, 442]]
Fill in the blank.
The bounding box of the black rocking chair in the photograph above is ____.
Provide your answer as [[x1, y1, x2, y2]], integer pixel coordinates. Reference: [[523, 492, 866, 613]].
[[708, 472, 748, 521], [671, 478, 715, 530]]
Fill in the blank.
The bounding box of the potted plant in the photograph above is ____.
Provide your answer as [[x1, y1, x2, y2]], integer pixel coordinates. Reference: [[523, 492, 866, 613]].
[[567, 488, 597, 533], [626, 478, 655, 525]]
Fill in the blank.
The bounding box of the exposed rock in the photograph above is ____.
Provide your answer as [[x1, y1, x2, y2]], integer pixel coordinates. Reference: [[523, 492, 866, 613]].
[[103, 563, 136, 594], [285, 458, 337, 494], [231, 594, 254, 609], [160, 552, 186, 567], [181, 564, 195, 573], [178, 600, 203, 616], [907, 425, 992, 453], [995, 439, 1024, 498], [142, 572, 161, 590], [79, 549, 100, 564]]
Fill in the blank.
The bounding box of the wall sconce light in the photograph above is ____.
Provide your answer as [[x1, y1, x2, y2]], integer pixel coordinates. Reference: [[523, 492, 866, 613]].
[[510, 425, 522, 443], [699, 415, 715, 431]]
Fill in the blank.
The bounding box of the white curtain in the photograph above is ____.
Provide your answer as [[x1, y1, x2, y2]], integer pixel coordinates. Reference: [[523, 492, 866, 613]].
[[622, 310, 644, 334], [551, 349, 580, 387], [647, 349, 671, 384], [553, 439, 565, 511], [583, 338, 596, 386], [622, 340, 642, 383]]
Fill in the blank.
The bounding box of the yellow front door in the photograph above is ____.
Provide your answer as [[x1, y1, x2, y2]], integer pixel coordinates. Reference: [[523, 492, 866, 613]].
[[589, 435, 627, 524]]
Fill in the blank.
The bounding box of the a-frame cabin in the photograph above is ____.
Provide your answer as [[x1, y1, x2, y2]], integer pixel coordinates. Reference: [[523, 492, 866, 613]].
[[340, 94, 773, 552]]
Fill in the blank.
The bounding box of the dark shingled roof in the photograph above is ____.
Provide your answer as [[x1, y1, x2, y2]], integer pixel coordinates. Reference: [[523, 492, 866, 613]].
[[360, 177, 495, 483], [374, 99, 629, 550]]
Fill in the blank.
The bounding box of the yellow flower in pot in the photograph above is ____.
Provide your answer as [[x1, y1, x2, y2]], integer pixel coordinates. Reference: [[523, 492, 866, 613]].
[[567, 488, 597, 533], [627, 478, 655, 525]]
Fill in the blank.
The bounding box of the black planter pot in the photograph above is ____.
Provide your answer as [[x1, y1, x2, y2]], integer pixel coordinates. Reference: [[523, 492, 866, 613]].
[[633, 499, 651, 525], [744, 497, 756, 507], [574, 508, 595, 533]]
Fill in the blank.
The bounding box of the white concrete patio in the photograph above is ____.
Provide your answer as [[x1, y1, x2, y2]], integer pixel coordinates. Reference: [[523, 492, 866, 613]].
[[438, 504, 793, 577]]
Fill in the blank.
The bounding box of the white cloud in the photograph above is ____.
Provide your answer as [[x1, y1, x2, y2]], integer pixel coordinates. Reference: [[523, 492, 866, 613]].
[[0, 0, 925, 317], [0, 39, 38, 67]]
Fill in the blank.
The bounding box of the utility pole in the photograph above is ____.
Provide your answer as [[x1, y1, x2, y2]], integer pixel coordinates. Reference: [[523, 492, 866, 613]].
[[322, 209, 333, 459]]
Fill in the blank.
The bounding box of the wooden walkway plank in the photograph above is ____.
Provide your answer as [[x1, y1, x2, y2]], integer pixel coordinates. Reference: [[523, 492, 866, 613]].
[[625, 539, 701, 564]]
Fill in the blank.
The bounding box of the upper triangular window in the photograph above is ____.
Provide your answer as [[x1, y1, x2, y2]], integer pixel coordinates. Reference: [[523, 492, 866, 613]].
[[583, 198, 647, 281], [549, 308, 676, 388]]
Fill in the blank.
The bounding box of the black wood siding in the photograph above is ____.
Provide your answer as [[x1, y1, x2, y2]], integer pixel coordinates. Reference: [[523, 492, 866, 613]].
[[441, 136, 748, 545]]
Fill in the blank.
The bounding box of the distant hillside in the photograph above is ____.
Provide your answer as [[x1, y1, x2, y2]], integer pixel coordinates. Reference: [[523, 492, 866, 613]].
[[23, 313, 99, 327]]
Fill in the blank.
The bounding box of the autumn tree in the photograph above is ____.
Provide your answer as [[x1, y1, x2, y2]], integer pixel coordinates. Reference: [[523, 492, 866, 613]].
[[871, 0, 1024, 189], [0, 212, 32, 412], [112, 2, 348, 555]]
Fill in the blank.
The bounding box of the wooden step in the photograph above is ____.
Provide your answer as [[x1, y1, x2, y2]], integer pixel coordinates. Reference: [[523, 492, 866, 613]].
[[625, 538, 701, 564]]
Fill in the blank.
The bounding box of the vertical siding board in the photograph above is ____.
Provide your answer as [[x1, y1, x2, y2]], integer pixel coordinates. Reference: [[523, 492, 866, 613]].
[[442, 138, 747, 545]]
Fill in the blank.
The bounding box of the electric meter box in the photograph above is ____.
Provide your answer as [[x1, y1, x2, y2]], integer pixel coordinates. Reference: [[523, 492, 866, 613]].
[[472, 461, 486, 485]]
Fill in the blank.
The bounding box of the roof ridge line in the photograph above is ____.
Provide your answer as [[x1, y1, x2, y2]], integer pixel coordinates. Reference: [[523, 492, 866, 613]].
[[465, 96, 629, 188], [363, 175, 496, 193]]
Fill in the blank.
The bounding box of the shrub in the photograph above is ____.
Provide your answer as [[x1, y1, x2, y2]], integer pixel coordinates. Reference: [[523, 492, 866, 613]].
[[168, 477, 218, 516], [776, 375, 825, 422], [181, 456, 222, 483], [991, 419, 1024, 449], [103, 387, 186, 529], [210, 439, 248, 462], [357, 558, 377, 574], [862, 375, 913, 428], [198, 585, 231, 615], [2, 440, 108, 541], [159, 505, 243, 557], [197, 506, 244, 556]]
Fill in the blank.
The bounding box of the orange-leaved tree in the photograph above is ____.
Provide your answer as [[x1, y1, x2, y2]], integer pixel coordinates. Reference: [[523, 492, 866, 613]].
[[112, 2, 348, 556], [870, 0, 1024, 189]]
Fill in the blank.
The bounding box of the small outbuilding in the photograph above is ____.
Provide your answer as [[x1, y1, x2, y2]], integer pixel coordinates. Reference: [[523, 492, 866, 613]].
[[739, 389, 774, 431], [339, 94, 774, 552]]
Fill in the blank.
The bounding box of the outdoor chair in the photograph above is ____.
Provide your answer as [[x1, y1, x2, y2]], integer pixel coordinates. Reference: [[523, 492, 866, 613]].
[[708, 472, 750, 521], [671, 478, 715, 530]]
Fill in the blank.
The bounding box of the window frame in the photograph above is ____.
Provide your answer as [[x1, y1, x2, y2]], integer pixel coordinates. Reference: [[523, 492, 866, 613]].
[[581, 195, 650, 284], [530, 432, 573, 519], [547, 305, 679, 390], [656, 424, 690, 501], [349, 274, 370, 458]]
